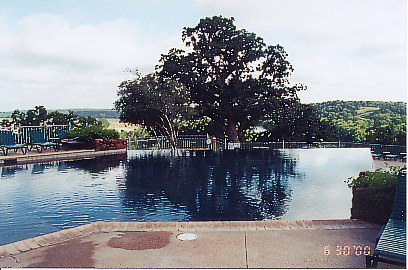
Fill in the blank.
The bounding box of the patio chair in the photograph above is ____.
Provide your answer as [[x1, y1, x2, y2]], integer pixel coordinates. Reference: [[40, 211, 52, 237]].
[[0, 132, 28, 156], [371, 145, 383, 160], [384, 147, 401, 161], [29, 130, 60, 153], [55, 129, 84, 150], [366, 169, 406, 268]]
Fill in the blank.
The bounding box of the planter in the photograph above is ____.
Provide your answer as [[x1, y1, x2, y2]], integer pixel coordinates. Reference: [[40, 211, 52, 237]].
[[93, 139, 127, 151], [351, 186, 393, 224]]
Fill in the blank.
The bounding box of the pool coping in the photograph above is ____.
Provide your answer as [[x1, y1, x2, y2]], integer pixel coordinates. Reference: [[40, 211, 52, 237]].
[[0, 219, 381, 258], [0, 148, 127, 166]]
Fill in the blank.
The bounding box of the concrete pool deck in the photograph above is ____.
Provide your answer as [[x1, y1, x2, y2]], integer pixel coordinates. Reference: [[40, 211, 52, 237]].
[[0, 220, 403, 268], [0, 148, 127, 165]]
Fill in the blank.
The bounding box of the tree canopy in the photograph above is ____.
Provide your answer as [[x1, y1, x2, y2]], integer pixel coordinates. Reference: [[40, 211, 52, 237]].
[[157, 16, 305, 142], [1, 105, 100, 129], [115, 71, 196, 149]]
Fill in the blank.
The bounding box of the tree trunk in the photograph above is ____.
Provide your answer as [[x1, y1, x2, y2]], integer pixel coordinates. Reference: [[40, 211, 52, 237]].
[[226, 121, 240, 143], [158, 115, 178, 152], [169, 131, 178, 151]]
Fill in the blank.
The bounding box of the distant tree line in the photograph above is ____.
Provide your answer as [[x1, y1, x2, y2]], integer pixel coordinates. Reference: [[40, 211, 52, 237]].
[[0, 105, 101, 129], [1, 101, 405, 145], [310, 101, 406, 145]]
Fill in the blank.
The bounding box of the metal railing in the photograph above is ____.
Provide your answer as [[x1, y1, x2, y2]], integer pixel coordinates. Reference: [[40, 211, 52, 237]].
[[128, 135, 224, 150], [0, 125, 69, 144], [128, 137, 406, 154]]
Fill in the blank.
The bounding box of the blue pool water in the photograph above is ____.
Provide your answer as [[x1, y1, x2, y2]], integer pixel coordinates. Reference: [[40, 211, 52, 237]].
[[0, 148, 373, 245]]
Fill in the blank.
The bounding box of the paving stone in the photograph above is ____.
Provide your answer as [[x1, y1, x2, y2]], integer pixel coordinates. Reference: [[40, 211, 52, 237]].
[[142, 222, 155, 231], [151, 222, 164, 231], [264, 221, 283, 230], [221, 222, 232, 231], [319, 220, 336, 229], [0, 243, 20, 256], [124, 222, 146, 231], [0, 245, 10, 257], [245, 221, 258, 231], [184, 222, 196, 232], [41, 231, 64, 244], [178, 222, 188, 232], [295, 220, 309, 229], [13, 240, 32, 252], [277, 221, 291, 230], [253, 221, 267, 230], [96, 221, 111, 232], [56, 230, 76, 242], [228, 221, 243, 231], [169, 222, 180, 231], [157, 222, 172, 231], [31, 236, 51, 247], [212, 222, 226, 231], [77, 223, 101, 234], [287, 221, 300, 229], [20, 238, 41, 250], [302, 220, 316, 229], [193, 222, 212, 232]]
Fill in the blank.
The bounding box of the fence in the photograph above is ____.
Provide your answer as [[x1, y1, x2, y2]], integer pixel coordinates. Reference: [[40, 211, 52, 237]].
[[0, 125, 69, 144], [128, 137, 406, 154], [1, 126, 404, 154], [128, 135, 225, 150]]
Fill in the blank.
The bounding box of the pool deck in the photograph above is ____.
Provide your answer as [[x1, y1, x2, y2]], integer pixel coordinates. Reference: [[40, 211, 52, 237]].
[[0, 148, 127, 165], [1, 219, 403, 268]]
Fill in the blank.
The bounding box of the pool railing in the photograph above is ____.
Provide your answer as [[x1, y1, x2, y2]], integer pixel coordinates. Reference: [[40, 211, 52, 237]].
[[0, 125, 69, 145], [127, 137, 406, 154]]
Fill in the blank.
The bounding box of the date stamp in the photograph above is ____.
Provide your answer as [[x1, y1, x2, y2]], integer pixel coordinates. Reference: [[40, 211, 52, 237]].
[[324, 245, 372, 256]]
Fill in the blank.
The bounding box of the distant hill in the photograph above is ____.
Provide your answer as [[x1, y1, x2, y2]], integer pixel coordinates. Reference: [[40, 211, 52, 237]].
[[310, 100, 406, 122], [60, 109, 119, 119], [0, 109, 119, 119], [310, 100, 406, 144], [1, 102, 406, 121]]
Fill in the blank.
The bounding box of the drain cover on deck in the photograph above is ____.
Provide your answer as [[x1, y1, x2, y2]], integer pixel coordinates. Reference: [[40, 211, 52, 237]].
[[176, 233, 197, 241]]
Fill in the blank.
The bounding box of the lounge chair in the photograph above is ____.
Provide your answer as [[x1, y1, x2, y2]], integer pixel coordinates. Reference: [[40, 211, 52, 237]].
[[29, 130, 60, 153], [55, 129, 85, 150], [384, 147, 402, 161], [0, 132, 28, 156], [366, 169, 406, 268], [371, 145, 383, 160]]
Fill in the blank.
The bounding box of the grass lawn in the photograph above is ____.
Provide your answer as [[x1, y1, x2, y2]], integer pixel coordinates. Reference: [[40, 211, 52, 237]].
[[100, 118, 139, 132]]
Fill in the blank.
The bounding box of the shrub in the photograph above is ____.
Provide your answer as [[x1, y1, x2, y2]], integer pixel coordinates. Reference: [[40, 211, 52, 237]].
[[119, 127, 151, 140], [68, 125, 120, 142], [346, 168, 400, 224]]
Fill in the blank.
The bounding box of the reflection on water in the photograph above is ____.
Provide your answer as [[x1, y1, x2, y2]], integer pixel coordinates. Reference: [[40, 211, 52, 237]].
[[0, 149, 372, 245], [122, 150, 296, 221]]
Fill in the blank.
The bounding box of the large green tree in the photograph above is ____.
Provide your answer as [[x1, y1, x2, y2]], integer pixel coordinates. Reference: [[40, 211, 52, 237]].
[[157, 16, 305, 142], [115, 71, 196, 150]]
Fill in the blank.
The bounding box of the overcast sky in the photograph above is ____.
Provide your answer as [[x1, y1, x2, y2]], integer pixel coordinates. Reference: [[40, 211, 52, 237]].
[[0, 0, 406, 111]]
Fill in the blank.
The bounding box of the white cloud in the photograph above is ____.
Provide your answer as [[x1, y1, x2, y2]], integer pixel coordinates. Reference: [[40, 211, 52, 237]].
[[0, 0, 406, 111], [0, 13, 183, 110], [193, 0, 407, 103]]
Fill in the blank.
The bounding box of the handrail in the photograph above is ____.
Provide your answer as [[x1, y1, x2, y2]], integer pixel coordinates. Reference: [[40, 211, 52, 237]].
[[0, 125, 69, 144], [127, 137, 406, 152]]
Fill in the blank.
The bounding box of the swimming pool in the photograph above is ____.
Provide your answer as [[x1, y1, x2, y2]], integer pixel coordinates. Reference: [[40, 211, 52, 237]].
[[0, 148, 373, 245]]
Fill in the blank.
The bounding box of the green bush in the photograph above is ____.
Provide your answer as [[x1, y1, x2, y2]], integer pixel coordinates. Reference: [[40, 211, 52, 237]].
[[119, 127, 151, 140], [68, 125, 120, 142], [346, 168, 400, 224]]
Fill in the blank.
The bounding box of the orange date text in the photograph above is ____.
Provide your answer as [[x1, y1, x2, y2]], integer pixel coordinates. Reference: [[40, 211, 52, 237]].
[[323, 245, 371, 256]]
